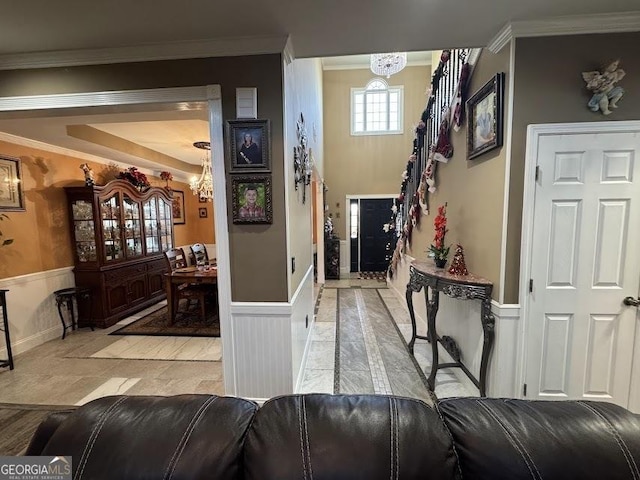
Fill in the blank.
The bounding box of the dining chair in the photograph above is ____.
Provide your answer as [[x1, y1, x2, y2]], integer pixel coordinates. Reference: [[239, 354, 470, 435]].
[[164, 248, 208, 322], [190, 243, 210, 266]]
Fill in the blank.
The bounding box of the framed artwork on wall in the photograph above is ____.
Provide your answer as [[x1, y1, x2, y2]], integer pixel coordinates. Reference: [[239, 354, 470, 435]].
[[227, 119, 271, 173], [172, 190, 186, 225], [198, 207, 208, 218], [0, 155, 25, 211], [231, 175, 273, 224], [466, 72, 505, 160]]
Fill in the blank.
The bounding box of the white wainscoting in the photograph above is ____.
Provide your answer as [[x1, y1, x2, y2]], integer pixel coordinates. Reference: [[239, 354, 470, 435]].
[[0, 267, 75, 358], [228, 266, 314, 402], [387, 257, 522, 398]]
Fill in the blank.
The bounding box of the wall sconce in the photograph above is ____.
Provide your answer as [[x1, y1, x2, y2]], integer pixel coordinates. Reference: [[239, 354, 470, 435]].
[[293, 113, 314, 203]]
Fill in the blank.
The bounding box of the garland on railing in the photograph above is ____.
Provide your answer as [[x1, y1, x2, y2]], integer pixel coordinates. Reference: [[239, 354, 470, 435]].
[[386, 49, 473, 279]]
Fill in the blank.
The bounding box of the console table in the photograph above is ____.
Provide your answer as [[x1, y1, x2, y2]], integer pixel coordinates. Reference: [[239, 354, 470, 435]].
[[0, 289, 14, 370], [405, 261, 495, 396]]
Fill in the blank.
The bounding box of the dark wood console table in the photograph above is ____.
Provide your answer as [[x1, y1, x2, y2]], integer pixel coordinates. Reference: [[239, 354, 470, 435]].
[[0, 289, 14, 370], [405, 261, 495, 396]]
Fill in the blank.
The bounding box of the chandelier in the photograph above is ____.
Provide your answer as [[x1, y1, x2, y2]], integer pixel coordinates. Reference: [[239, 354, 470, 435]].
[[189, 141, 213, 202], [370, 52, 407, 78]]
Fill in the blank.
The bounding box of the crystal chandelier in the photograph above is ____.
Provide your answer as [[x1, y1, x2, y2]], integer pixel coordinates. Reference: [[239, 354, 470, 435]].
[[189, 141, 213, 202], [370, 52, 407, 78]]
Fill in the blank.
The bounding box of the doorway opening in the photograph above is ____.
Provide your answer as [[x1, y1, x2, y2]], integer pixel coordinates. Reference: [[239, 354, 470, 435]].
[[347, 195, 395, 278]]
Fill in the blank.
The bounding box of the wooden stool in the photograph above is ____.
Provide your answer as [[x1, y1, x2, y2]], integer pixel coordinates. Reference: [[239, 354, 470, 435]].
[[0, 289, 13, 370], [53, 287, 95, 339]]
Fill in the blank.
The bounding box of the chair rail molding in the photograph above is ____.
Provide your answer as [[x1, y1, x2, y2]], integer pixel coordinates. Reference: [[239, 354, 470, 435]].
[[488, 11, 640, 53]]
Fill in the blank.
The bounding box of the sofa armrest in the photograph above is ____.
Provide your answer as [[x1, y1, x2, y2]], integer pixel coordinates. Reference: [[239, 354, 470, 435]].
[[437, 398, 640, 480], [24, 410, 74, 455]]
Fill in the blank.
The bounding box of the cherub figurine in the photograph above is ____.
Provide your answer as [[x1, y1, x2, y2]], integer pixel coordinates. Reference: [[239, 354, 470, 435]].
[[79, 163, 95, 186], [582, 60, 626, 115]]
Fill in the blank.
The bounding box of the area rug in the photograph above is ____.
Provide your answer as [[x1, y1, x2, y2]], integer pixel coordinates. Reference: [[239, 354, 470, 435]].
[[110, 305, 220, 337], [0, 403, 76, 455], [358, 271, 387, 281]]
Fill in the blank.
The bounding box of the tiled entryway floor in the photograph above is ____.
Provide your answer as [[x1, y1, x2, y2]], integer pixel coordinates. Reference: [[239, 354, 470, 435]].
[[299, 279, 476, 402]]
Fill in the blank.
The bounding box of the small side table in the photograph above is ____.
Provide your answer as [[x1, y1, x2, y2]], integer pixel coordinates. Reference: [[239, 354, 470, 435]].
[[405, 261, 495, 396], [53, 287, 95, 339], [0, 289, 14, 370]]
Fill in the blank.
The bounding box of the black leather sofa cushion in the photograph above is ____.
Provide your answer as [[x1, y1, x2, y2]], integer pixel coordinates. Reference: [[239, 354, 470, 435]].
[[244, 393, 459, 480], [437, 397, 640, 480], [35, 394, 258, 480]]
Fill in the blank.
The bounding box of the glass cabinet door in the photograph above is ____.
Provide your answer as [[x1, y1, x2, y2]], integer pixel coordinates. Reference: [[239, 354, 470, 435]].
[[123, 194, 143, 258], [71, 199, 97, 262], [159, 198, 173, 251], [143, 197, 160, 254], [100, 193, 123, 262]]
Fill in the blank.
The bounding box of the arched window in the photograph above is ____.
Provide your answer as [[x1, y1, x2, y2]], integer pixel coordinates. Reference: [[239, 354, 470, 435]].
[[351, 78, 403, 135]]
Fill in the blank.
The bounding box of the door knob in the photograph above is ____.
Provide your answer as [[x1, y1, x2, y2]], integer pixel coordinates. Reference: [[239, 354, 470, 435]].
[[623, 296, 640, 307]]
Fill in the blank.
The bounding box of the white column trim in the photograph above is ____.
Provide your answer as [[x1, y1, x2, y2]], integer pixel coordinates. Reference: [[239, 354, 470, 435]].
[[497, 40, 515, 305], [0, 86, 220, 112]]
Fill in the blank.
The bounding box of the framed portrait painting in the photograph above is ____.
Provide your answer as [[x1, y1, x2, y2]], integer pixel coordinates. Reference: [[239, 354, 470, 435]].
[[467, 72, 505, 160], [0, 155, 25, 211], [227, 119, 271, 173], [231, 175, 273, 224], [172, 190, 186, 225]]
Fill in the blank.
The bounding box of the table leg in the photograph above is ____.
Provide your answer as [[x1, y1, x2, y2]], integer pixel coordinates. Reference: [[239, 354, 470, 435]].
[[167, 281, 178, 325], [426, 290, 440, 391], [70, 296, 77, 331], [479, 297, 496, 397], [405, 284, 420, 354], [56, 297, 68, 340], [1, 292, 13, 370]]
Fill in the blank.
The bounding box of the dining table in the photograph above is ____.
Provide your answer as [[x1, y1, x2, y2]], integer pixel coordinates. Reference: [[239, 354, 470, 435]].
[[164, 266, 218, 325]]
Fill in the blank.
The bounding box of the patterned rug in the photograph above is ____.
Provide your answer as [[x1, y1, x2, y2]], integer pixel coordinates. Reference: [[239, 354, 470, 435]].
[[110, 305, 220, 337], [358, 271, 387, 281]]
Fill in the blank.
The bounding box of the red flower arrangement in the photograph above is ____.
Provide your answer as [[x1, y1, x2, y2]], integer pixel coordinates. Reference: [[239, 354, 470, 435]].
[[118, 166, 150, 190], [160, 171, 173, 181], [429, 204, 450, 266]]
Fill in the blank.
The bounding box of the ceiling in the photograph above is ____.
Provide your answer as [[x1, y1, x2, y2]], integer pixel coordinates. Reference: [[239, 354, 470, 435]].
[[1, 0, 639, 60], [0, 2, 638, 177]]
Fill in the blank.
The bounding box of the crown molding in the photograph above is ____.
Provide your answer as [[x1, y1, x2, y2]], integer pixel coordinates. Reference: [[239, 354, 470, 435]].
[[488, 11, 640, 53], [0, 35, 289, 70]]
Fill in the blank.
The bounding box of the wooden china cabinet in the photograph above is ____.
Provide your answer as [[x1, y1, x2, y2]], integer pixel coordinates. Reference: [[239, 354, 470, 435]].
[[65, 180, 175, 328]]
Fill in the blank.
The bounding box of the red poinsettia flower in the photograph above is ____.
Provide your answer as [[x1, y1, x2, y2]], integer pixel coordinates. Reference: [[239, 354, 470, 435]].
[[429, 204, 450, 261]]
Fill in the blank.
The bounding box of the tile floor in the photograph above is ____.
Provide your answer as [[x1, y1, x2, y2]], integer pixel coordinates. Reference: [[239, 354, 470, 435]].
[[299, 278, 476, 402], [0, 278, 474, 407]]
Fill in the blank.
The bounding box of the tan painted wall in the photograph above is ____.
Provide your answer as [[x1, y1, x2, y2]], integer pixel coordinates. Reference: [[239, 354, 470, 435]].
[[0, 54, 286, 301], [323, 66, 430, 239], [506, 33, 640, 302], [0, 140, 212, 279], [403, 49, 510, 300]]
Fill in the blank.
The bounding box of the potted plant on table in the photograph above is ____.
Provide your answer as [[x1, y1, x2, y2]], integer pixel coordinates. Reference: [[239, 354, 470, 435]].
[[429, 204, 449, 268]]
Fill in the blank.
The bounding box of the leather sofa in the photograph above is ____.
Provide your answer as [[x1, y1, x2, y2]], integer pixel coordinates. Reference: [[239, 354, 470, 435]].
[[26, 393, 640, 479]]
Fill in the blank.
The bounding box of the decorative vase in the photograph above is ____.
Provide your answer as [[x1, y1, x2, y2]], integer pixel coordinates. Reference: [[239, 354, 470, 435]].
[[434, 258, 447, 268]]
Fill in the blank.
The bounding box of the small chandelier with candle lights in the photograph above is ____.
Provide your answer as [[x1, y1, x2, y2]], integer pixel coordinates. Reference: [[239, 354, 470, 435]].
[[189, 141, 213, 202]]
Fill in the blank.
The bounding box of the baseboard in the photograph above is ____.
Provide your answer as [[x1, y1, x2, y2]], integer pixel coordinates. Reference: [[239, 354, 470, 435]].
[[0, 326, 60, 358]]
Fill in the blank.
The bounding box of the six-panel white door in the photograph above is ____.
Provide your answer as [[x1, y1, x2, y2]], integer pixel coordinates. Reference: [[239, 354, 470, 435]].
[[526, 130, 640, 408]]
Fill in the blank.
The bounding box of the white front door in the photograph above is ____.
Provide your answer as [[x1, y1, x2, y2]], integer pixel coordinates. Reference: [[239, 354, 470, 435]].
[[525, 127, 640, 408]]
